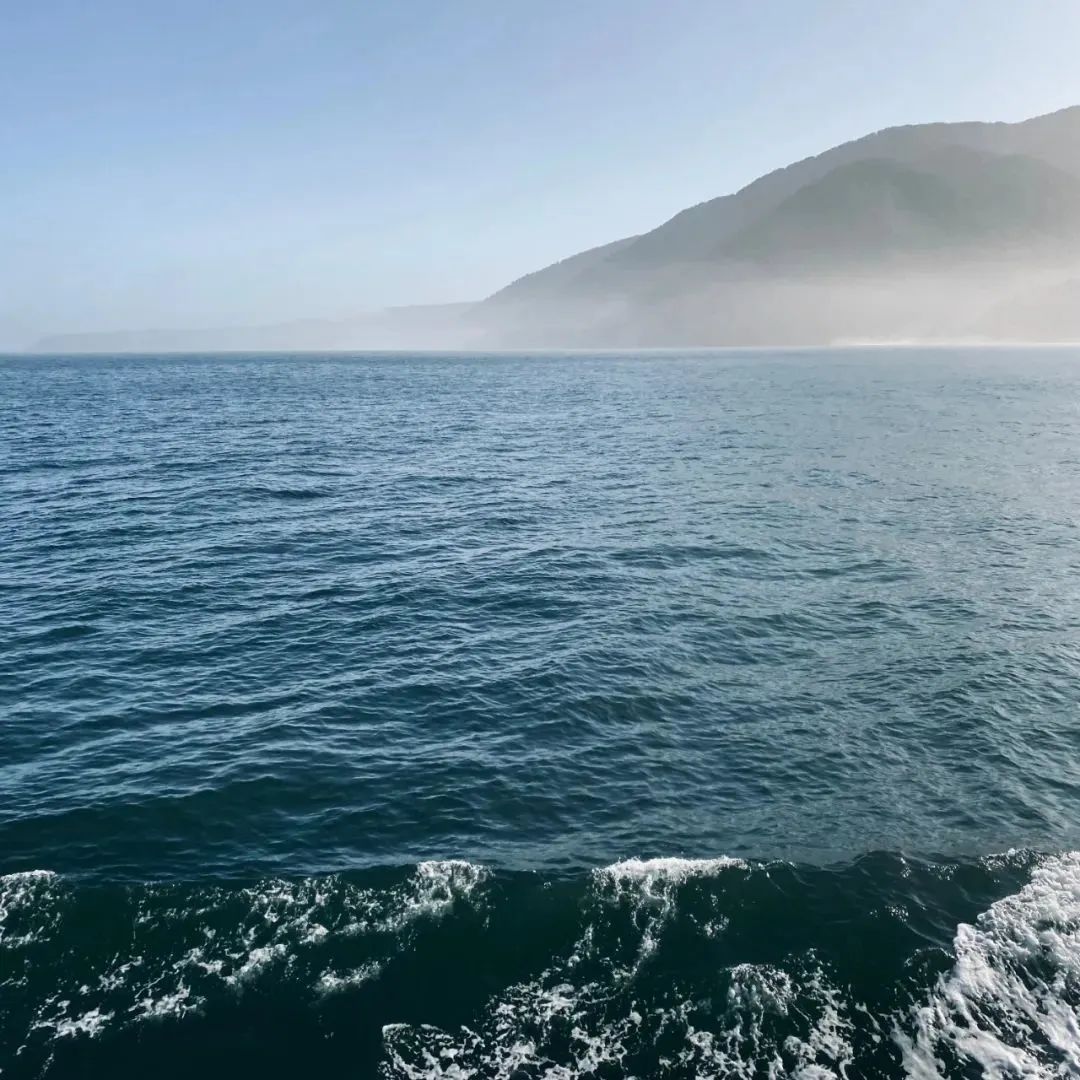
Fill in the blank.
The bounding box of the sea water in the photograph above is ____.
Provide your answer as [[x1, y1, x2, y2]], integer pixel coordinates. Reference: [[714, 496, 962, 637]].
[[3, 348, 1080, 1077]]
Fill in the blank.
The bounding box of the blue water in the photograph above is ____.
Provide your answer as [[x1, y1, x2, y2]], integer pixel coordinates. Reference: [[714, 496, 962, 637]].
[[3, 348, 1080, 1077]]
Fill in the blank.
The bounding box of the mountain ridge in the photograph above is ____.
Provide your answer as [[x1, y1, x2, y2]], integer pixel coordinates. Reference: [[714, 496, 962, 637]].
[[489, 105, 1080, 302]]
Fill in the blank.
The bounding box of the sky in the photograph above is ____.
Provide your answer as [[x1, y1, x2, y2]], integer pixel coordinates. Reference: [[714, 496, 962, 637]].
[[3, 0, 1080, 348]]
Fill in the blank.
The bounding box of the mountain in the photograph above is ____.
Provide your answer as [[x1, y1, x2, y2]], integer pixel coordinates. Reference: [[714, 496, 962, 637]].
[[491, 106, 1080, 299], [476, 105, 1080, 346], [29, 105, 1080, 351]]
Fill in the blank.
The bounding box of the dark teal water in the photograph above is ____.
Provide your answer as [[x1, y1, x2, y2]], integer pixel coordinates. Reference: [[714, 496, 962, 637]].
[[3, 349, 1080, 1078]]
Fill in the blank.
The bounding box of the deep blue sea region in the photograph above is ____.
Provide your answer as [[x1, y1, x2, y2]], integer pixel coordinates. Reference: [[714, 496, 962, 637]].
[[3, 348, 1080, 1078]]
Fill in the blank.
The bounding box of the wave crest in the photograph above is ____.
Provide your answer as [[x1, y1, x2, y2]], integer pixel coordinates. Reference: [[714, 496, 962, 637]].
[[5, 853, 1080, 1078]]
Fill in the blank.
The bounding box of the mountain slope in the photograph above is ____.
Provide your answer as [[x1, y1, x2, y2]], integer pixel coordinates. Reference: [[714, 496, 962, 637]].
[[720, 150, 1080, 269], [485, 236, 639, 305], [489, 105, 1080, 306]]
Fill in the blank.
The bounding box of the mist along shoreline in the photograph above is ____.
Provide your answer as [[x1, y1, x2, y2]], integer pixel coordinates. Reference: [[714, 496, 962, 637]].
[[12, 339, 1080, 359], [20, 103, 1080, 355]]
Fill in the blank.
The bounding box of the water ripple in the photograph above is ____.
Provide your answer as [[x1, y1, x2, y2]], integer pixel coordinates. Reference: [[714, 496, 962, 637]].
[[3, 348, 1080, 882]]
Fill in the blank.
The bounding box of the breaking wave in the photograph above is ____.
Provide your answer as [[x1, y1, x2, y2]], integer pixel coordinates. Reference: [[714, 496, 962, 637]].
[[4, 851, 1080, 1077]]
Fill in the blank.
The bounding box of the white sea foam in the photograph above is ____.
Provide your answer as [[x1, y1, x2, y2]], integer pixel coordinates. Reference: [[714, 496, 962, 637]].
[[97, 956, 145, 991], [134, 982, 199, 1020], [235, 860, 488, 943], [227, 942, 287, 985], [0, 869, 57, 895], [51, 1006, 114, 1039], [592, 856, 747, 974], [14, 853, 1079, 1078], [0, 869, 57, 946], [668, 961, 863, 1080], [381, 860, 488, 931], [382, 1022, 486, 1079], [897, 850, 1080, 1079], [597, 855, 746, 885], [382, 955, 861, 1080], [381, 855, 795, 1079], [593, 856, 747, 927], [2, 862, 490, 1063], [32, 1003, 113, 1040], [316, 961, 383, 996], [381, 973, 637, 1080]]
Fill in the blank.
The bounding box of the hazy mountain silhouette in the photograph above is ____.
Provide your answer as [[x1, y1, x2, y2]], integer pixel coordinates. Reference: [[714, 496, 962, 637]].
[[30, 105, 1080, 351], [474, 106, 1080, 346]]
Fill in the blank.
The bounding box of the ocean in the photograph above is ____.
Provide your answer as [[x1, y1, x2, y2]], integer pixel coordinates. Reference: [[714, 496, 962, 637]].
[[3, 348, 1080, 1078]]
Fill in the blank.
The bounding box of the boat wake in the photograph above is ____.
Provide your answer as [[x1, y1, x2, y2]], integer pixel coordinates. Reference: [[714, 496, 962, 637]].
[[3, 851, 1080, 1078]]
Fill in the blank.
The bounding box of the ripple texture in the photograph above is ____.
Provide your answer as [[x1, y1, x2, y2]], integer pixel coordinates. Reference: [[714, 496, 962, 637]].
[[4, 348, 1080, 1076]]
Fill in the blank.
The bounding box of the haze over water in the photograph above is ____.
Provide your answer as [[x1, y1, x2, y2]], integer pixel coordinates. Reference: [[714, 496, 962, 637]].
[[4, 348, 1080, 1077]]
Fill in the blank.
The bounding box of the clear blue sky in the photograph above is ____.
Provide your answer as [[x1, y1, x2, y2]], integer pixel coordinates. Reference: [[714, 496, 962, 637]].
[[3, 0, 1080, 346]]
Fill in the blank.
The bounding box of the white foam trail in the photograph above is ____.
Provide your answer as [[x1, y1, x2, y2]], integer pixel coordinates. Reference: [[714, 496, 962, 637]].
[[897, 851, 1080, 1079], [15, 854, 1079, 1078], [2, 862, 489, 1057]]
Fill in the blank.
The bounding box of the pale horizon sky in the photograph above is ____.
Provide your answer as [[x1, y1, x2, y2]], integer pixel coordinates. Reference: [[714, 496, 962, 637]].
[[4, 0, 1080, 348]]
